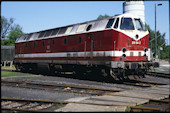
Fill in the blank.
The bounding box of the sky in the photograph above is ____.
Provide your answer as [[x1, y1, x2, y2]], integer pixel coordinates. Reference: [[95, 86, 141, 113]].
[[1, 1, 169, 45]]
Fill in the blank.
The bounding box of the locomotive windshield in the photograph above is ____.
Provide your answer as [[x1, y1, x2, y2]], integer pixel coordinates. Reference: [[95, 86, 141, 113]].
[[134, 19, 147, 31], [120, 18, 134, 30]]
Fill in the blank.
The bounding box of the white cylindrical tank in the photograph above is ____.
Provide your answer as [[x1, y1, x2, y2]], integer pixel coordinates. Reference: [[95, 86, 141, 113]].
[[123, 1, 145, 24]]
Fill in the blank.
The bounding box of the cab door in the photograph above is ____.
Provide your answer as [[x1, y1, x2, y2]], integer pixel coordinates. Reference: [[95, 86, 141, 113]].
[[46, 40, 51, 53], [86, 33, 94, 59]]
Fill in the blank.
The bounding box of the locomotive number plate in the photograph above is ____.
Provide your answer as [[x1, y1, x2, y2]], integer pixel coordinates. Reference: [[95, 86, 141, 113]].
[[132, 41, 141, 45]]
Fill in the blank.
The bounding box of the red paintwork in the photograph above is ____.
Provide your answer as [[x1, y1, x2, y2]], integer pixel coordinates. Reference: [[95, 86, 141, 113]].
[[15, 29, 149, 62]]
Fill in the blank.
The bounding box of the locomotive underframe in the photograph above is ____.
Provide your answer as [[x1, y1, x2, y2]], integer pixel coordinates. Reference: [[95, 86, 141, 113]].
[[14, 59, 159, 79]]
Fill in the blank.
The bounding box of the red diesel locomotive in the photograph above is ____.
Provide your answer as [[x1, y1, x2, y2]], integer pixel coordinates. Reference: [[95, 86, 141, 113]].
[[14, 13, 159, 80]]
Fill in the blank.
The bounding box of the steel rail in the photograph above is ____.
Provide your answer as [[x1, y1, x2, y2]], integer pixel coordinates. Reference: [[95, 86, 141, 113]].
[[122, 82, 150, 87], [1, 107, 54, 113], [149, 99, 170, 104], [2, 98, 167, 112], [1, 69, 167, 89], [2, 69, 166, 86], [1, 97, 128, 107], [129, 106, 160, 112], [2, 78, 164, 93], [5, 83, 106, 96], [2, 80, 169, 101], [1, 80, 121, 95], [147, 72, 170, 79], [131, 79, 167, 85]]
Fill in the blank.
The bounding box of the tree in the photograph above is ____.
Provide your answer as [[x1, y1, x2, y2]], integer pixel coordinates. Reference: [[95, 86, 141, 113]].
[[145, 24, 169, 59], [97, 14, 110, 20], [7, 24, 24, 45], [1, 16, 24, 45], [1, 16, 14, 39]]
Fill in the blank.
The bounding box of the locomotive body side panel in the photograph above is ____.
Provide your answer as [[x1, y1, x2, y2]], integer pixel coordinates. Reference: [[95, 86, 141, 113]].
[[14, 29, 149, 64]]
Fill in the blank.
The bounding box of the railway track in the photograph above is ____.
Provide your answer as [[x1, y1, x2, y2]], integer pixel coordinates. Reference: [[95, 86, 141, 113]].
[[129, 106, 160, 112], [1, 97, 62, 112], [122, 79, 167, 86], [129, 98, 170, 112], [2, 97, 169, 112], [2, 80, 168, 106], [147, 72, 170, 79], [2, 69, 166, 88], [2, 69, 169, 112], [0, 97, 131, 112], [2, 79, 168, 101], [2, 77, 166, 97], [1, 80, 121, 96]]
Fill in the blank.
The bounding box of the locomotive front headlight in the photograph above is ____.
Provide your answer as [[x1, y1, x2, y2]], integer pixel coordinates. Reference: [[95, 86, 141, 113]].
[[144, 54, 146, 58], [122, 54, 126, 58], [144, 48, 147, 52], [122, 47, 127, 53], [136, 34, 139, 39]]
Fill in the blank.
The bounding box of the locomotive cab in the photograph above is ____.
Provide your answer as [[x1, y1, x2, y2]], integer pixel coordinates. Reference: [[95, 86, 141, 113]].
[[107, 14, 159, 79]]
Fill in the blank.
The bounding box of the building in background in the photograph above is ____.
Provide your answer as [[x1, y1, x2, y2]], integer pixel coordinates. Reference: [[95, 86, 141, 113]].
[[123, 1, 145, 24], [1, 45, 15, 67]]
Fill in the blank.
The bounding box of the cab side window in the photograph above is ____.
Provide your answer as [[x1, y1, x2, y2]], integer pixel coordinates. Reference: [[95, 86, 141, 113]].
[[114, 18, 119, 29], [105, 18, 115, 29], [135, 19, 146, 31]]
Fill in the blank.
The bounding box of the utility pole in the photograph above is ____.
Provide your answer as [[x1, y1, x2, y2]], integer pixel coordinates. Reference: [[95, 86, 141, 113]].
[[155, 3, 162, 59], [155, 4, 157, 58]]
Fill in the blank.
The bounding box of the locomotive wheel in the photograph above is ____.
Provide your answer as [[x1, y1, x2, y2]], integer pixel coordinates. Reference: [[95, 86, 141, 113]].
[[122, 70, 129, 80], [49, 66, 56, 75], [75, 68, 86, 76], [15, 64, 20, 71], [74, 66, 87, 79], [104, 68, 123, 81], [101, 69, 108, 78], [117, 69, 126, 81], [20, 65, 28, 72], [109, 69, 120, 80], [111, 68, 130, 81], [133, 69, 146, 79], [130, 70, 138, 79], [137, 69, 143, 78]]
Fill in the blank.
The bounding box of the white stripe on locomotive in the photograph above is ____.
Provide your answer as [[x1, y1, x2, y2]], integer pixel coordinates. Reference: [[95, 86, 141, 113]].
[[15, 50, 148, 58]]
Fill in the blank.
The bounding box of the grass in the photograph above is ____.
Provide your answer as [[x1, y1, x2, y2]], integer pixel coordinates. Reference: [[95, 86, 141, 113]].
[[12, 97, 21, 99], [2, 96, 20, 99], [136, 104, 143, 107], [1, 65, 16, 70], [125, 106, 131, 112], [58, 103, 67, 109], [1, 70, 40, 78], [125, 104, 143, 112], [1, 71, 27, 77], [2, 96, 8, 98]]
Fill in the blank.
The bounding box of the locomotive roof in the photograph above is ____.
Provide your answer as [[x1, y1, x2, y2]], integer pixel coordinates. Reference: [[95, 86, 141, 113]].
[[15, 13, 142, 43]]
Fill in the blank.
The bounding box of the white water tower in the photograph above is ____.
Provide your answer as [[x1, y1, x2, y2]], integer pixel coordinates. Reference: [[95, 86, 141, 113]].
[[123, 1, 145, 24]]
